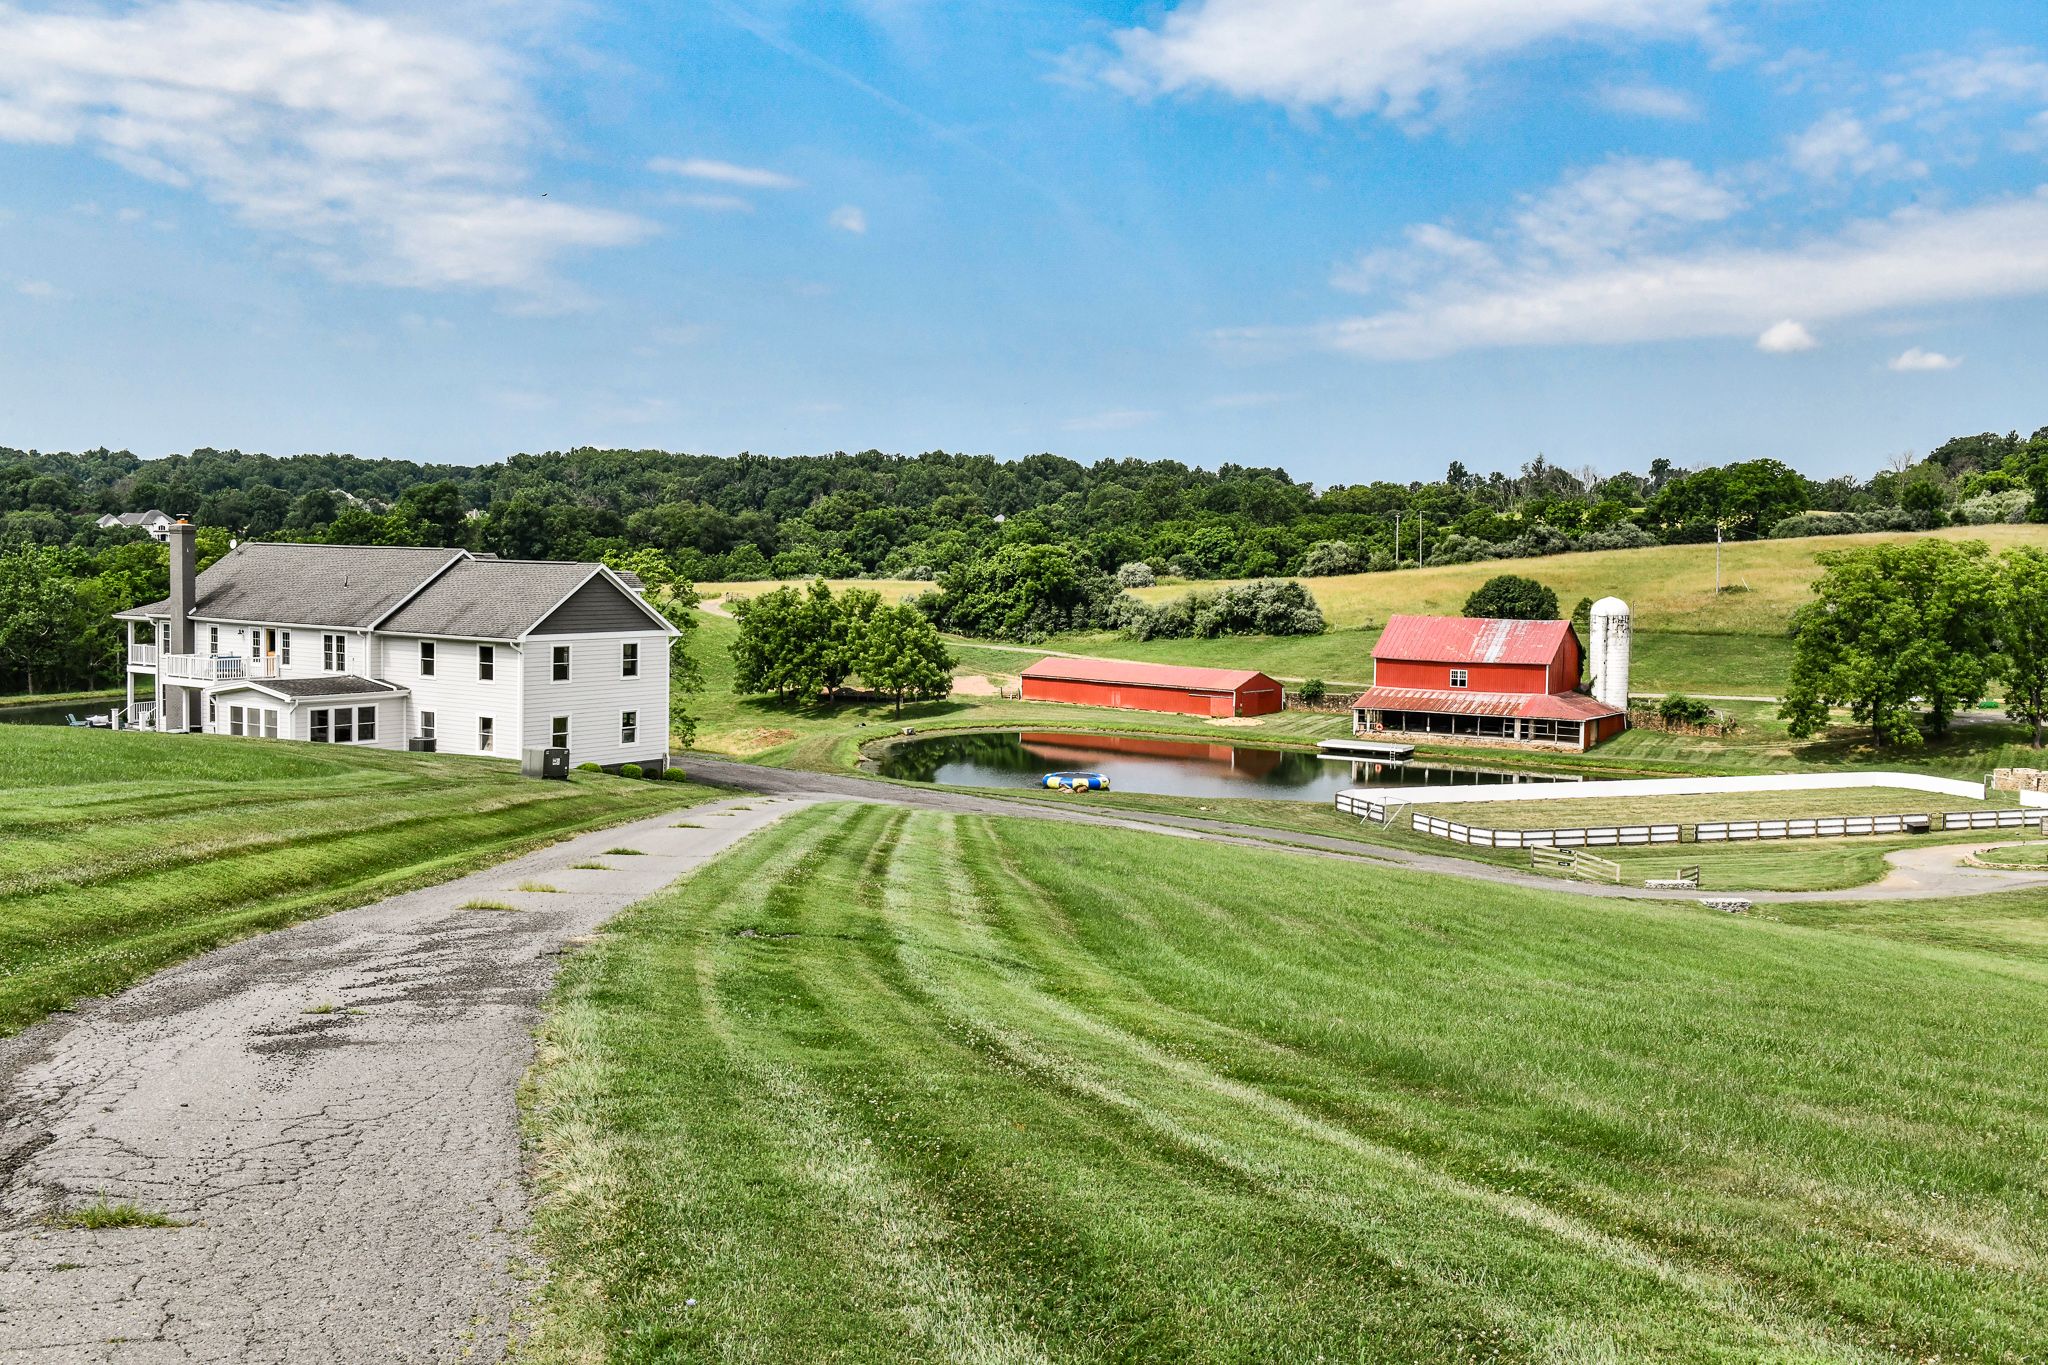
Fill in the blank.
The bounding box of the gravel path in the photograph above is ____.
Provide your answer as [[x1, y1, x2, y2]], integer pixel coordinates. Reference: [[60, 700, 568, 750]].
[[0, 795, 810, 1363]]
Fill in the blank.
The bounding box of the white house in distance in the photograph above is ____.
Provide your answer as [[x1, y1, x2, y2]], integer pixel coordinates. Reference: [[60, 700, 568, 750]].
[[114, 522, 677, 770], [95, 508, 174, 540]]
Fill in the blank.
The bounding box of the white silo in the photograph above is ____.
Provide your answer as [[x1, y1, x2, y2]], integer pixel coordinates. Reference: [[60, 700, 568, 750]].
[[1589, 597, 1632, 712]]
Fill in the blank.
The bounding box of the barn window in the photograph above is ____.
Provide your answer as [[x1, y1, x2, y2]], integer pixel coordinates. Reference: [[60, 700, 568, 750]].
[[1449, 668, 1468, 688]]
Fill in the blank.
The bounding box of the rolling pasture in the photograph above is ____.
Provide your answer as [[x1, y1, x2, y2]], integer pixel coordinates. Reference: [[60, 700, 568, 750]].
[[0, 726, 695, 1033], [702, 525, 2048, 694], [524, 803, 2048, 1363]]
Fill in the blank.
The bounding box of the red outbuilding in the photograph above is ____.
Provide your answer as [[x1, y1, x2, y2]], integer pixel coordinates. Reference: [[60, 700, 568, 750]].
[[1020, 657, 1285, 718], [1350, 615, 1627, 752]]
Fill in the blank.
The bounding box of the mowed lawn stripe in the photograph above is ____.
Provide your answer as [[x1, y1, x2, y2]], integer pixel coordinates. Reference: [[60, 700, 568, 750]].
[[527, 804, 2048, 1361], [0, 726, 696, 1034]]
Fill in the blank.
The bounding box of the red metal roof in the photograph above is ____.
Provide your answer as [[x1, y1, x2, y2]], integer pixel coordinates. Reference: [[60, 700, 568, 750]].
[[1020, 656, 1278, 693], [1373, 614, 1573, 667], [1350, 685, 1622, 722]]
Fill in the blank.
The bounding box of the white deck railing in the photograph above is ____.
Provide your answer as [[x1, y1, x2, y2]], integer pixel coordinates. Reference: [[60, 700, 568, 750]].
[[129, 643, 159, 668], [161, 653, 246, 683]]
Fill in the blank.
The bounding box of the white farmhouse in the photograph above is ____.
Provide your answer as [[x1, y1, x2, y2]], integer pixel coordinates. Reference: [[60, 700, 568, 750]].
[[114, 522, 678, 771], [95, 509, 174, 540]]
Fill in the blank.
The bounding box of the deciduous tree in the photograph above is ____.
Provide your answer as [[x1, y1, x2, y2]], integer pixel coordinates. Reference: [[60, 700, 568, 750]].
[[857, 604, 954, 716]]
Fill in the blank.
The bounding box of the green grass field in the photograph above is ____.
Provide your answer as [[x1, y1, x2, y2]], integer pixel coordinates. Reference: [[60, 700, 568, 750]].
[[0, 725, 700, 1034], [522, 803, 2048, 1362]]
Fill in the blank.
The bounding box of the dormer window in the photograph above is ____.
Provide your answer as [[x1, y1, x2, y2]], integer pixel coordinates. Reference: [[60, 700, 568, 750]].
[[1449, 668, 1469, 689]]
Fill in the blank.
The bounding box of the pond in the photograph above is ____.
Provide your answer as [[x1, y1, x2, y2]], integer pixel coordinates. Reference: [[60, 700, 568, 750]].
[[873, 730, 1574, 803], [0, 699, 121, 727]]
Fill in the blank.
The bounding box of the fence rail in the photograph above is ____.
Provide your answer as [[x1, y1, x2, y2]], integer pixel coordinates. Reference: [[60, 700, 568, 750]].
[[1696, 814, 1928, 842], [1941, 808, 2043, 831]]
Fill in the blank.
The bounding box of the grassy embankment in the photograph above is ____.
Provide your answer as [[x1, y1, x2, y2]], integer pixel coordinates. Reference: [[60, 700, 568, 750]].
[[0, 725, 702, 1034], [705, 524, 2048, 696], [522, 803, 2048, 1363]]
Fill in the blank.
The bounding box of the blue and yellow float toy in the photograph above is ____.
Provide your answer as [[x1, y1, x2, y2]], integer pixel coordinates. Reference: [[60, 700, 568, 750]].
[[1042, 770, 1110, 792]]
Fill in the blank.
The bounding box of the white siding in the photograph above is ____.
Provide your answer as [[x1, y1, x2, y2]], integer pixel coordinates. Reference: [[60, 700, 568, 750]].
[[519, 631, 670, 767], [371, 634, 524, 758], [290, 696, 404, 749]]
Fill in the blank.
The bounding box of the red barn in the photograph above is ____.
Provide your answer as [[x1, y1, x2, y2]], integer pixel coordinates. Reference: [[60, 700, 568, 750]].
[[1020, 657, 1284, 718], [1350, 615, 1626, 752]]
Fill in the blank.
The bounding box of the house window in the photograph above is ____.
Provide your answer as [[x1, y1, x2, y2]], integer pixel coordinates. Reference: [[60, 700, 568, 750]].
[[323, 634, 347, 671], [420, 641, 436, 677], [311, 709, 330, 743], [209, 626, 219, 655], [208, 696, 217, 725], [478, 716, 495, 752], [552, 646, 570, 682], [262, 709, 278, 739], [229, 705, 245, 736], [478, 644, 495, 681], [356, 706, 377, 743], [280, 631, 291, 666], [622, 643, 638, 678], [621, 710, 637, 744], [1449, 669, 1469, 689], [333, 707, 355, 743], [551, 716, 569, 749], [420, 711, 436, 742]]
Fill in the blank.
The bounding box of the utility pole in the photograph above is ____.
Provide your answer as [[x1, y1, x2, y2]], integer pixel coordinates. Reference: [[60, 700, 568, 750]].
[[1394, 511, 1401, 566], [1715, 524, 1723, 593], [1417, 514, 1426, 567]]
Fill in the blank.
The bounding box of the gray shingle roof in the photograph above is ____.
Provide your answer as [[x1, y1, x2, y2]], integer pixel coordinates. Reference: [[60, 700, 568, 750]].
[[226, 675, 406, 700], [378, 559, 631, 639], [120, 543, 469, 628]]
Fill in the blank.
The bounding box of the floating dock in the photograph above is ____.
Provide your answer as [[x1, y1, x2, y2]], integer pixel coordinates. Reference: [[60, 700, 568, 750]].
[[1318, 738, 1415, 761]]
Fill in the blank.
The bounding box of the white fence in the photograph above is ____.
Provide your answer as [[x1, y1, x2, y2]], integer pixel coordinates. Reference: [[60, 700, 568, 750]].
[[1696, 814, 1927, 842], [1340, 788, 2044, 849], [1942, 808, 2043, 831], [1341, 770, 1989, 809], [1413, 813, 1681, 849]]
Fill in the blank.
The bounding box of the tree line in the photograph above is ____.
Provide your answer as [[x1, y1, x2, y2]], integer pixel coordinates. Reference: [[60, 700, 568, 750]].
[[5, 423, 2045, 590]]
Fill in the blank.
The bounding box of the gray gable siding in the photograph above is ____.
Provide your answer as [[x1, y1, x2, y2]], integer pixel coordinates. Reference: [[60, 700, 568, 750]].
[[531, 576, 661, 634]]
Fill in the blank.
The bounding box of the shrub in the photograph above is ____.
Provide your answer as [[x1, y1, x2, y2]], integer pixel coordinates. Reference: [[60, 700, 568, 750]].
[[1115, 561, 1155, 587], [1113, 579, 1325, 640], [1962, 489, 2031, 525], [1464, 574, 1559, 621], [662, 767, 691, 781], [618, 763, 643, 779], [576, 762, 601, 772], [1659, 694, 1716, 727], [1575, 522, 1658, 551], [1298, 540, 1363, 577], [1298, 677, 1327, 704]]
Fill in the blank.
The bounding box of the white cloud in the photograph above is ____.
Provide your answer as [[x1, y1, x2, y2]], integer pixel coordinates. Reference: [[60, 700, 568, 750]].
[[647, 157, 802, 191], [1063, 409, 1159, 432], [0, 0, 647, 296], [15, 278, 59, 298], [829, 204, 868, 234], [1786, 111, 1922, 181], [671, 192, 755, 214], [1203, 390, 1294, 409], [1888, 48, 2048, 119], [1102, 0, 1721, 118], [1510, 156, 1741, 258], [1755, 320, 1817, 353], [1596, 81, 1700, 119], [1292, 190, 2048, 360], [1890, 346, 1961, 372]]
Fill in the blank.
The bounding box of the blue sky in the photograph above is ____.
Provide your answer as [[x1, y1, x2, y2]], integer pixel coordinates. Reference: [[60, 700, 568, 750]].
[[1, 0, 2046, 484]]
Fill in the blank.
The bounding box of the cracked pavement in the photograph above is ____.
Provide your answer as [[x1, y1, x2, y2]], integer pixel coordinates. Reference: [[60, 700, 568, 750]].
[[0, 795, 809, 1364]]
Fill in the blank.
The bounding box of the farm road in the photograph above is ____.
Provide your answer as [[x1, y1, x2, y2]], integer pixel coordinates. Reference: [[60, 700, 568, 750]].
[[674, 755, 2048, 903], [0, 794, 810, 1363]]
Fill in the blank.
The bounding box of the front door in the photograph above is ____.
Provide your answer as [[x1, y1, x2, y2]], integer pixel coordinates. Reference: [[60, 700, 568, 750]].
[[264, 628, 277, 676]]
